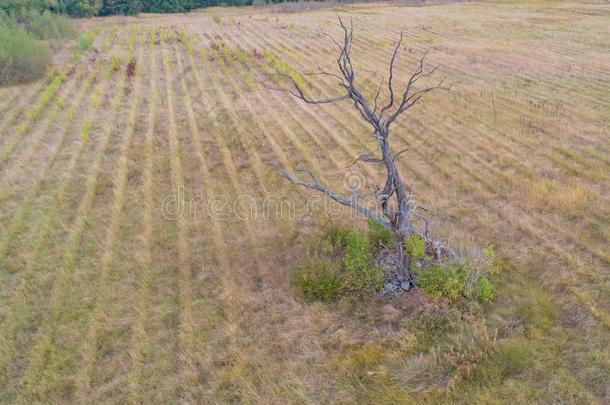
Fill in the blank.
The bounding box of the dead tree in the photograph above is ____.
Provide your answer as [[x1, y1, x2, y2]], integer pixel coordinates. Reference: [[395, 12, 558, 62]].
[[271, 18, 455, 282]]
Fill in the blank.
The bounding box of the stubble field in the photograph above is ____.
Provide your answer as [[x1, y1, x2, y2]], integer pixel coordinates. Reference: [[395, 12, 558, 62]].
[[0, 1, 608, 403]]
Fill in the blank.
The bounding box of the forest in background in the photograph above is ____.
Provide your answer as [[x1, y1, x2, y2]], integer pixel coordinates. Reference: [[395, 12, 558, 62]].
[[0, 0, 310, 16]]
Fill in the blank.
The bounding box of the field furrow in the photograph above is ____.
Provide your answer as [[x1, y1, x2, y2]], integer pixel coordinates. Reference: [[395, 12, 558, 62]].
[[14, 29, 135, 402]]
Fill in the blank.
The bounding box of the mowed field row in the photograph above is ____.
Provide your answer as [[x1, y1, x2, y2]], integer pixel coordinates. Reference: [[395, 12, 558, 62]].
[[0, 1, 609, 403]]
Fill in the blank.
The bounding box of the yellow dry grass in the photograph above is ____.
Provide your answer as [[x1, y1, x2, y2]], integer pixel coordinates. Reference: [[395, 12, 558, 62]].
[[0, 1, 609, 403]]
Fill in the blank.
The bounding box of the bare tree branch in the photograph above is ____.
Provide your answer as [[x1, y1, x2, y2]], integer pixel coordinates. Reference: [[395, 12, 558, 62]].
[[379, 30, 403, 120], [271, 163, 391, 229], [283, 73, 349, 104], [345, 153, 385, 169], [393, 147, 409, 162]]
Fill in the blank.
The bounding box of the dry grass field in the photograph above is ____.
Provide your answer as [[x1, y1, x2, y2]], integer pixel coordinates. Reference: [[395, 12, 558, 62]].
[[0, 1, 609, 403]]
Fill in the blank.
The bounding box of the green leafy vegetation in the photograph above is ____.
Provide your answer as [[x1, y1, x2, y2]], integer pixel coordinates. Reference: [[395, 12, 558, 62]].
[[404, 233, 426, 261], [293, 226, 383, 302], [296, 225, 496, 304], [27, 68, 68, 118], [178, 30, 193, 55], [473, 274, 493, 302], [367, 218, 392, 254], [76, 29, 96, 53], [22, 10, 76, 40], [104, 55, 121, 79], [415, 262, 468, 301], [0, 18, 51, 84], [263, 50, 305, 88], [0, 8, 77, 84], [99, 0, 142, 16], [1, 0, 261, 17], [342, 229, 383, 292], [414, 258, 496, 303], [294, 259, 344, 303]]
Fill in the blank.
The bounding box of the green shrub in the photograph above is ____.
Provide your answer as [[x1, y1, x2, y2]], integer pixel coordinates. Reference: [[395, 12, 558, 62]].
[[0, 20, 51, 84], [472, 275, 493, 302], [323, 225, 350, 249], [295, 227, 383, 301], [367, 219, 392, 254], [343, 230, 370, 273], [416, 259, 495, 303], [342, 229, 383, 292], [294, 260, 344, 303], [404, 234, 426, 261], [26, 11, 76, 40], [415, 262, 468, 302]]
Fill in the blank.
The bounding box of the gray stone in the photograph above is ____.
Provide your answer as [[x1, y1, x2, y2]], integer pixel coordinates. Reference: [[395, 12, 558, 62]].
[[383, 282, 402, 296], [400, 281, 411, 291]]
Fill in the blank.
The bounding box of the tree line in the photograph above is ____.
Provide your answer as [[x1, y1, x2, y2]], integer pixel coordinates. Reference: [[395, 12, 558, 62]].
[[0, 0, 306, 17]]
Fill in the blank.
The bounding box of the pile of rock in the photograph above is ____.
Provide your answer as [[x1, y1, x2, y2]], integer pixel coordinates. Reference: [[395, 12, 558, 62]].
[[374, 248, 413, 297]]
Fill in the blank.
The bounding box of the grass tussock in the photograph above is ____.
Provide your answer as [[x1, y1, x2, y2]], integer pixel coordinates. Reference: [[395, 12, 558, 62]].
[[527, 178, 593, 216]]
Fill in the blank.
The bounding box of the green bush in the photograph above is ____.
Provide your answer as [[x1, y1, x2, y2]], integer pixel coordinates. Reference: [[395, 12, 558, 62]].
[[367, 219, 392, 254], [415, 262, 468, 302], [323, 225, 350, 249], [472, 275, 493, 302], [342, 229, 383, 292], [404, 234, 426, 261], [296, 226, 494, 304], [415, 260, 495, 303], [342, 230, 370, 273], [294, 260, 344, 303], [295, 227, 383, 301], [0, 20, 51, 84], [26, 10, 76, 40]]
